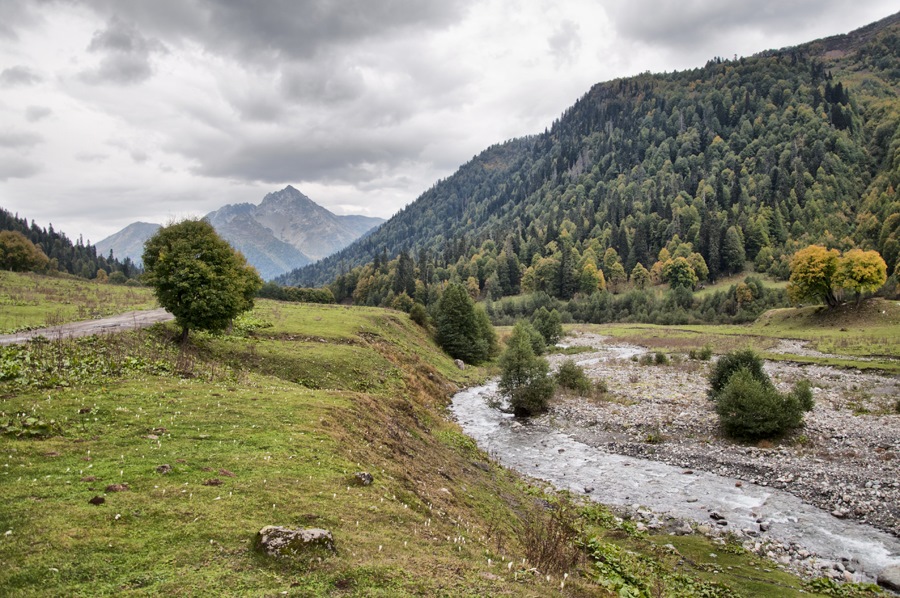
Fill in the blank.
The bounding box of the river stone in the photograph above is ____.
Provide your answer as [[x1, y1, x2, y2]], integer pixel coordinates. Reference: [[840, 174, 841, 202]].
[[254, 526, 335, 557], [878, 564, 900, 591]]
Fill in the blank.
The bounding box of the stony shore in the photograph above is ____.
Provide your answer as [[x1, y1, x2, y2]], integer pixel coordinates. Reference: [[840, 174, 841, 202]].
[[542, 332, 900, 582]]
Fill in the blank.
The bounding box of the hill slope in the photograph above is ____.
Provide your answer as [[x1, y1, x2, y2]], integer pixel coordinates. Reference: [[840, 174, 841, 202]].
[[280, 12, 900, 291], [0, 299, 836, 596]]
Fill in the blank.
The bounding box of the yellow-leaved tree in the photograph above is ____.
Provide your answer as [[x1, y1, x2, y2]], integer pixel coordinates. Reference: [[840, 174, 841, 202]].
[[836, 248, 888, 305], [788, 245, 888, 308], [787, 245, 840, 308]]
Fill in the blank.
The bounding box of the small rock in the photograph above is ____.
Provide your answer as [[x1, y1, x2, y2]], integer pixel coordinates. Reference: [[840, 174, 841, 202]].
[[877, 564, 900, 592], [104, 483, 129, 493], [202, 478, 223, 486], [716, 520, 728, 526], [584, 486, 594, 494], [88, 496, 105, 505], [454, 359, 465, 370], [255, 526, 335, 557], [709, 511, 725, 520], [735, 481, 742, 488], [759, 522, 770, 532], [156, 464, 172, 474], [353, 472, 374, 486]]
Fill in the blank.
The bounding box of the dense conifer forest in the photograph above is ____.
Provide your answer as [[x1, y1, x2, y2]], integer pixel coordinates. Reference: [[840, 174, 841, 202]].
[[278, 13, 900, 323], [0, 207, 140, 280]]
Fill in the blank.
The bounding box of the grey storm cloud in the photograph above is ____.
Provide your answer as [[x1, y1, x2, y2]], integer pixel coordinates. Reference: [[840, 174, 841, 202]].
[[0, 130, 44, 148], [0, 65, 43, 86], [0, 156, 41, 181], [548, 20, 582, 66], [25, 105, 53, 122], [184, 129, 429, 185], [78, 0, 474, 62], [80, 17, 167, 85], [605, 0, 857, 49]]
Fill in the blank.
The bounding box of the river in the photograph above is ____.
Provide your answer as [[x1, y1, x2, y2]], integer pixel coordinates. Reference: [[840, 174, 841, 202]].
[[449, 345, 900, 585]]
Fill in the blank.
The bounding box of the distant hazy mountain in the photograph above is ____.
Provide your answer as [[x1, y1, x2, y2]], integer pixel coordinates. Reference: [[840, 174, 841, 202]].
[[96, 186, 384, 280], [95, 222, 161, 266]]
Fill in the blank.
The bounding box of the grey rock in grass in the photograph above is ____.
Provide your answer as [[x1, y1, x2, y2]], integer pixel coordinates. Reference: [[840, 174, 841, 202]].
[[454, 359, 465, 370], [878, 564, 900, 591], [255, 526, 335, 557], [353, 472, 374, 486]]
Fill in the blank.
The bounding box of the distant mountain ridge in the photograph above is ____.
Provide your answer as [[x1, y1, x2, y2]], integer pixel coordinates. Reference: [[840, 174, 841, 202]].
[[95, 222, 161, 267], [96, 186, 384, 280]]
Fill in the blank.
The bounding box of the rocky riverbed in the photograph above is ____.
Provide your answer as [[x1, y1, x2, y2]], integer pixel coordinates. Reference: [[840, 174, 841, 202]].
[[546, 332, 900, 540]]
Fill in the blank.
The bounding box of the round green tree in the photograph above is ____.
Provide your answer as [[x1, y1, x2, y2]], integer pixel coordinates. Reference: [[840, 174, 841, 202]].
[[0, 230, 49, 272], [142, 219, 262, 341]]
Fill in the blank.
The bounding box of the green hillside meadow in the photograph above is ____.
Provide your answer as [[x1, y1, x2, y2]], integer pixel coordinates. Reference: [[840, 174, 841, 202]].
[[1, 291, 878, 597]]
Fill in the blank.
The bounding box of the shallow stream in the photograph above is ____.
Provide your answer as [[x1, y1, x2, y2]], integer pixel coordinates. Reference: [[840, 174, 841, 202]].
[[449, 346, 900, 584]]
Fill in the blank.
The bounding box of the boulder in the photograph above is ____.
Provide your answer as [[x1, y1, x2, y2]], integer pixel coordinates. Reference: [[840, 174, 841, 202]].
[[255, 526, 335, 557], [353, 472, 374, 486], [878, 564, 900, 592], [454, 359, 465, 370]]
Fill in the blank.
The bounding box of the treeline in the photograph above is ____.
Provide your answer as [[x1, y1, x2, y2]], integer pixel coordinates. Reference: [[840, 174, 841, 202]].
[[279, 17, 900, 305], [488, 277, 788, 326], [257, 282, 335, 304], [0, 208, 140, 281]]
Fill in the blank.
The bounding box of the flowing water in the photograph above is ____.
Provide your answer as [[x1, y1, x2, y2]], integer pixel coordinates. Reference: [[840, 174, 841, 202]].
[[449, 346, 900, 584]]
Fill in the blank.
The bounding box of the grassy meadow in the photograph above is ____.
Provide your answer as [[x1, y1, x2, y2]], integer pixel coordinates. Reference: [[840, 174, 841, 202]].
[[0, 271, 157, 334], [586, 298, 900, 373], [0, 279, 891, 596]]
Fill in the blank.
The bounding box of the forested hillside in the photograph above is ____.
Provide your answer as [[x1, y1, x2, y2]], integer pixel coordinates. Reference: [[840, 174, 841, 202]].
[[279, 13, 900, 310], [0, 208, 140, 280]]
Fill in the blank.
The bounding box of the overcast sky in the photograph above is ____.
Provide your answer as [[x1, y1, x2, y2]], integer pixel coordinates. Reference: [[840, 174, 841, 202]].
[[1, 1, 897, 244]]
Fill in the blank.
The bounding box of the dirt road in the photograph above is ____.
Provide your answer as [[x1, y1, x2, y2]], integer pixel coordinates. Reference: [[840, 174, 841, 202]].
[[0, 308, 174, 346]]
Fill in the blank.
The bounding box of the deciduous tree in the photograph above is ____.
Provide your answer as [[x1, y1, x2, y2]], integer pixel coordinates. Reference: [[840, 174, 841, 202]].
[[787, 244, 840, 308], [836, 248, 887, 304], [0, 230, 49, 272], [142, 219, 262, 341]]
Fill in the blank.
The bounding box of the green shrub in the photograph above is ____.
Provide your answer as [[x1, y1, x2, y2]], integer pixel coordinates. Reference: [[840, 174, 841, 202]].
[[409, 303, 428, 328], [715, 368, 813, 439], [594, 378, 609, 395], [499, 323, 556, 416], [654, 351, 669, 365], [556, 359, 592, 396], [792, 379, 814, 412], [708, 349, 767, 399], [532, 307, 563, 345], [689, 345, 713, 360]]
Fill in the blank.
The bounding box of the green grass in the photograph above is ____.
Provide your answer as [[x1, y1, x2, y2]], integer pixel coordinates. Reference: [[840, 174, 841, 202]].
[[582, 298, 900, 373], [0, 298, 873, 596], [0, 271, 157, 333], [693, 273, 788, 299]]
